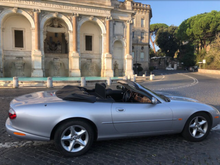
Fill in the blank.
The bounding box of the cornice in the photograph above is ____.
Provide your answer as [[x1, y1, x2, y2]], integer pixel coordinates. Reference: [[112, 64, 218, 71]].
[[46, 0, 114, 10], [0, 0, 112, 17]]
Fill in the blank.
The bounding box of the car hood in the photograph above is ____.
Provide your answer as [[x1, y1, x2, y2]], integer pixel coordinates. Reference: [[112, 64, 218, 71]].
[[167, 96, 200, 103], [10, 91, 62, 108]]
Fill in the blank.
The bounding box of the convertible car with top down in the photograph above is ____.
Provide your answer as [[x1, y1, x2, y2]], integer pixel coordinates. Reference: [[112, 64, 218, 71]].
[[5, 80, 220, 156]]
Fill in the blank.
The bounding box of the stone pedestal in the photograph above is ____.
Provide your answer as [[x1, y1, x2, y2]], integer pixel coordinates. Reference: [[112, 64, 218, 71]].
[[31, 50, 43, 77], [125, 54, 133, 76], [69, 52, 81, 77], [103, 53, 113, 77], [0, 49, 3, 77]]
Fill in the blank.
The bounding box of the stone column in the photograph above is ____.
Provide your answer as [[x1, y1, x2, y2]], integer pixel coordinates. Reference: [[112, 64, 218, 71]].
[[69, 13, 81, 77], [0, 27, 3, 77], [31, 10, 43, 77], [146, 6, 151, 67], [103, 17, 113, 77], [125, 20, 134, 76]]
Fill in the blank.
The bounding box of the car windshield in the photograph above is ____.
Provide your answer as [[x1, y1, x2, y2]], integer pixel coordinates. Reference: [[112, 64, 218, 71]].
[[118, 80, 170, 102], [136, 83, 170, 102]]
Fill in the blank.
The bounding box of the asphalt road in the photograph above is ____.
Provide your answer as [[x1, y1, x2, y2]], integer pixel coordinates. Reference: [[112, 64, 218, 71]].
[[0, 70, 220, 165]]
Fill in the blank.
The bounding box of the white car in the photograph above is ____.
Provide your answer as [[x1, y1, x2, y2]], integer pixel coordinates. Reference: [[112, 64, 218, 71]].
[[166, 67, 175, 70]]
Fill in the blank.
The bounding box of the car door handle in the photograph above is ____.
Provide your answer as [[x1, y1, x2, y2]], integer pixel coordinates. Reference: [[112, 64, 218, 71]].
[[118, 109, 124, 112]]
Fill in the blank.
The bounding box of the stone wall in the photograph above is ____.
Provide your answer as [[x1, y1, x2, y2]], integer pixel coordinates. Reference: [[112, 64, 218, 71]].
[[198, 69, 220, 74]]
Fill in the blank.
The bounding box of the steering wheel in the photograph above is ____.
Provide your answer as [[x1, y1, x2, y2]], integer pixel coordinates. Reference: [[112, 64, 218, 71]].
[[122, 90, 131, 102]]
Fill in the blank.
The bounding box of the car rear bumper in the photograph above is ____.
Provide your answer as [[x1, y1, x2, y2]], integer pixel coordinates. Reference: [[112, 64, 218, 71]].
[[5, 118, 50, 141]]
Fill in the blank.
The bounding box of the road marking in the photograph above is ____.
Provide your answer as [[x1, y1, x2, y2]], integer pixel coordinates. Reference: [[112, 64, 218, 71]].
[[153, 74, 165, 82], [211, 124, 220, 131], [156, 73, 199, 91]]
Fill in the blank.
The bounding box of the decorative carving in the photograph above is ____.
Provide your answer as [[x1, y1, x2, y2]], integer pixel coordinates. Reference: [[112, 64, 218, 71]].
[[47, 18, 63, 28], [45, 41, 62, 53], [13, 57, 25, 77], [12, 8, 18, 13], [73, 13, 79, 17], [52, 58, 62, 76], [40, 11, 49, 20], [26, 10, 34, 18], [53, 12, 58, 18], [105, 17, 112, 21], [66, 14, 72, 22], [33, 9, 41, 13], [81, 60, 100, 76], [78, 17, 81, 21], [89, 16, 94, 21], [100, 18, 105, 24], [0, 0, 111, 15], [113, 61, 119, 77]]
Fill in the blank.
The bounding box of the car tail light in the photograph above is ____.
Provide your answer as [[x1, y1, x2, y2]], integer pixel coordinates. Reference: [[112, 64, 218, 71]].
[[9, 108, 16, 119]]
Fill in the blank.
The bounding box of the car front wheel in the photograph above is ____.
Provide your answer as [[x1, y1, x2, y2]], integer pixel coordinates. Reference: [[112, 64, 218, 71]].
[[54, 120, 95, 157], [182, 112, 211, 142]]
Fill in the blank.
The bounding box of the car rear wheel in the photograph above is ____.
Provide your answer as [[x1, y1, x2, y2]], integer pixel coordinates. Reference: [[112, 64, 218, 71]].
[[54, 120, 94, 157], [182, 112, 211, 142]]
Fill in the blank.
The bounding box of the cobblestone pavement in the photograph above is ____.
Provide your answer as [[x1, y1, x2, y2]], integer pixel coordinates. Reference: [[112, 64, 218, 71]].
[[1, 71, 220, 165]]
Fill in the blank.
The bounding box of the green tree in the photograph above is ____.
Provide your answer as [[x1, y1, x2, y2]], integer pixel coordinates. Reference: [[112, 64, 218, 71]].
[[157, 49, 166, 57], [204, 34, 220, 69], [156, 26, 179, 59], [178, 42, 196, 67], [150, 23, 168, 54], [177, 10, 220, 50], [149, 47, 156, 58]]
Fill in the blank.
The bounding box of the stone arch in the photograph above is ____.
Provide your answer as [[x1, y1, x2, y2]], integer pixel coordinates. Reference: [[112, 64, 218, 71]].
[[0, 8, 35, 53], [40, 13, 72, 77], [0, 8, 35, 77], [40, 13, 73, 52], [112, 37, 126, 51], [77, 16, 106, 53], [78, 16, 106, 77], [0, 8, 35, 28]]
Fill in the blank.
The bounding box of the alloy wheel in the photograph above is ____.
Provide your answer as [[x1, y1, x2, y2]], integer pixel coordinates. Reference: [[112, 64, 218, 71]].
[[189, 116, 208, 138], [61, 125, 89, 152]]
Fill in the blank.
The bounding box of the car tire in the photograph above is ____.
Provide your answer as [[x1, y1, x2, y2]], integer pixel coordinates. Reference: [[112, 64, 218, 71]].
[[54, 120, 95, 157], [182, 112, 211, 142]]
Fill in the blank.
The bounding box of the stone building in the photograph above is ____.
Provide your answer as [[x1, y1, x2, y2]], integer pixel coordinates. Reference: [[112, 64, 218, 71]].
[[132, 2, 151, 74], [0, 0, 152, 77]]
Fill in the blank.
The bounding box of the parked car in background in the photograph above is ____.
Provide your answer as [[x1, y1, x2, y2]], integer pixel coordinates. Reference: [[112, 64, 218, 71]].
[[188, 66, 195, 72], [166, 67, 175, 70]]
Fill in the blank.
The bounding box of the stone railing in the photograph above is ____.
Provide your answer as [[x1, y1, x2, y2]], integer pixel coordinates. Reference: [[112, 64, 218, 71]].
[[198, 69, 220, 75]]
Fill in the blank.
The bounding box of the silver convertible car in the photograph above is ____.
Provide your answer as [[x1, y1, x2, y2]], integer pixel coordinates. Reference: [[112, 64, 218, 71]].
[[5, 80, 220, 156]]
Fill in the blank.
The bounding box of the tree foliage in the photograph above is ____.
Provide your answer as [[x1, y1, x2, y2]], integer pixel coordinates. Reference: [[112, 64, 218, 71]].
[[177, 10, 220, 50], [201, 34, 220, 69], [178, 42, 196, 67], [156, 26, 179, 59], [150, 23, 168, 54]]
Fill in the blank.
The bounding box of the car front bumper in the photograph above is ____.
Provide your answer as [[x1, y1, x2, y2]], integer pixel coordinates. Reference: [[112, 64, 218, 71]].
[[5, 118, 50, 141]]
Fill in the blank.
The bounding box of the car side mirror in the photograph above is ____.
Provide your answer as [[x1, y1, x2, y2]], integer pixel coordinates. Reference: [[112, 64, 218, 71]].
[[151, 97, 157, 104]]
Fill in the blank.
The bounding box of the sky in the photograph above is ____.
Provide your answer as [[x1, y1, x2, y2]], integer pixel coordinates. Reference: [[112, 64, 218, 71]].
[[137, 0, 220, 26]]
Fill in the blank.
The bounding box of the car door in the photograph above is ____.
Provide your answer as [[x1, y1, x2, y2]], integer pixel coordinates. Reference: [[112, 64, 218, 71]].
[[111, 102, 173, 134]]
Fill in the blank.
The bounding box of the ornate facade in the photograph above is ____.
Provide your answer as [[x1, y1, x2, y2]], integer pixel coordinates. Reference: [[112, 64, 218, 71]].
[[0, 0, 152, 77]]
